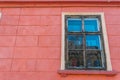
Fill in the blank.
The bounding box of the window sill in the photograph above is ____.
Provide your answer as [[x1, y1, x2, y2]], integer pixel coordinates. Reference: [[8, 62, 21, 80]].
[[58, 70, 118, 77]]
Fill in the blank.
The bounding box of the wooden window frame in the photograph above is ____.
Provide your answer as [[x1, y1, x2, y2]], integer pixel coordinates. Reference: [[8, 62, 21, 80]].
[[61, 12, 112, 71]]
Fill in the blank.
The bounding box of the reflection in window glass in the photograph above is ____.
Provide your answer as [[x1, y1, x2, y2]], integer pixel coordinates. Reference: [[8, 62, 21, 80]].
[[86, 50, 102, 68], [68, 19, 82, 32], [68, 51, 84, 68], [68, 35, 83, 49], [86, 35, 101, 49], [84, 18, 99, 32]]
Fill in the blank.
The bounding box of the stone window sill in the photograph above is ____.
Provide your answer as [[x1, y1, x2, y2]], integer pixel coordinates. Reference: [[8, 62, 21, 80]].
[[58, 70, 118, 77]]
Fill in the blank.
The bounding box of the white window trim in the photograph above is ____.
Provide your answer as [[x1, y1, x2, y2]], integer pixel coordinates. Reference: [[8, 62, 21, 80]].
[[0, 13, 2, 19], [61, 12, 112, 71]]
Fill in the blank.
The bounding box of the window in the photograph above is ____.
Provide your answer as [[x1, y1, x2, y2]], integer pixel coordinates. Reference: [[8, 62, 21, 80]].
[[61, 13, 112, 71]]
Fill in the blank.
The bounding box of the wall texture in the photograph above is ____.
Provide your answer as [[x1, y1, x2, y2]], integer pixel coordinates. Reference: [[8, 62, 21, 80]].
[[0, 2, 120, 80], [0, 0, 119, 2]]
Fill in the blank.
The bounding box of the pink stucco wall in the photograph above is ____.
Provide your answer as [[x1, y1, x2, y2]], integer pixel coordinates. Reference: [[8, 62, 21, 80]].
[[0, 2, 120, 80], [0, 0, 119, 2]]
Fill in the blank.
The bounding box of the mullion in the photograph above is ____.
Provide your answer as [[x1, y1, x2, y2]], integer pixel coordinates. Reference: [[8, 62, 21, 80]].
[[85, 32, 101, 35], [67, 32, 101, 35], [67, 32, 83, 35], [82, 16, 86, 69]]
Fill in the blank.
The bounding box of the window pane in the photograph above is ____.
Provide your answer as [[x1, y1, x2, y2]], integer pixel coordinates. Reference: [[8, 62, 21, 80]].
[[84, 18, 99, 32], [68, 50, 84, 68], [86, 50, 102, 68], [86, 35, 101, 50], [68, 35, 83, 49], [67, 19, 82, 32]]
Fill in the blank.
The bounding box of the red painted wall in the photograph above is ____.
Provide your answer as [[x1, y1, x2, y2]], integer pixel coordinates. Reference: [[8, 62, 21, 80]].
[[0, 2, 120, 80], [0, 0, 119, 2]]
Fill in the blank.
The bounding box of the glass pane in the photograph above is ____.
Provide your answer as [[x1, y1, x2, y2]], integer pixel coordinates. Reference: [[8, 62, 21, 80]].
[[68, 50, 84, 68], [67, 19, 82, 32], [86, 50, 102, 68], [84, 18, 99, 32], [68, 35, 83, 49], [86, 35, 101, 50]]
